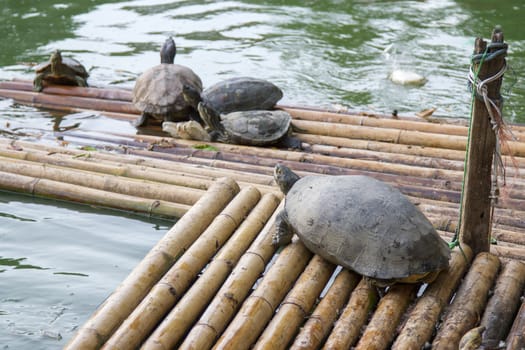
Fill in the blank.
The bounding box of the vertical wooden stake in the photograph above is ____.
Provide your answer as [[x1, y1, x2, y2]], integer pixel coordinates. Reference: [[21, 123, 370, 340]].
[[459, 27, 507, 254]]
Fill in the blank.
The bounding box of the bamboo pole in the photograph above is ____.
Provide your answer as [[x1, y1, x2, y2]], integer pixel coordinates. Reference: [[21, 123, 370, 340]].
[[63, 177, 239, 350], [0, 156, 203, 205], [322, 278, 379, 349], [290, 269, 361, 350], [479, 260, 525, 347], [178, 201, 284, 350], [0, 170, 189, 218], [392, 245, 474, 350], [252, 255, 336, 350], [103, 186, 261, 350], [431, 252, 501, 349], [354, 283, 418, 350], [460, 27, 508, 255], [139, 193, 280, 349], [506, 299, 525, 349], [212, 240, 313, 350]]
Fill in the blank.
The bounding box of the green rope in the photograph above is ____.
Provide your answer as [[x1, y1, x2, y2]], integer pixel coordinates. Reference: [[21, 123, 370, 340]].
[[448, 46, 489, 251]]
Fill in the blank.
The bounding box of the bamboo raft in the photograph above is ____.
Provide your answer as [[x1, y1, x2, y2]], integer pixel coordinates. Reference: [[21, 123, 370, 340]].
[[1, 80, 525, 349]]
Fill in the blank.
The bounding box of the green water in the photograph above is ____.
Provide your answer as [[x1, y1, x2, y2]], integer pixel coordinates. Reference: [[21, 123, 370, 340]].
[[0, 1, 524, 348]]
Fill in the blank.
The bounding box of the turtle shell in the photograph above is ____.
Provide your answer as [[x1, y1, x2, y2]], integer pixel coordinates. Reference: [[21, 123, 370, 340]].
[[202, 77, 283, 114], [133, 63, 202, 121], [284, 174, 450, 280], [220, 109, 291, 146], [35, 56, 88, 77]]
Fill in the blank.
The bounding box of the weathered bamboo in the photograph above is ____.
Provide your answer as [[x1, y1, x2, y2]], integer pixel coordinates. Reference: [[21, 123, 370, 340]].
[[479, 259, 525, 347], [431, 252, 501, 349], [322, 278, 379, 349], [63, 177, 239, 350], [299, 133, 468, 160], [103, 186, 260, 350], [139, 193, 280, 349], [506, 299, 525, 349], [392, 245, 474, 350], [252, 255, 336, 350], [460, 28, 508, 255], [290, 269, 361, 350], [354, 283, 418, 350], [285, 107, 470, 136], [213, 240, 313, 350], [178, 201, 284, 350], [0, 170, 189, 217], [0, 156, 203, 205]]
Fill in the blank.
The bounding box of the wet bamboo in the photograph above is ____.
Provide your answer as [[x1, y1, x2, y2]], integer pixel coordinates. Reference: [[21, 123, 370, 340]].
[[354, 283, 418, 350], [64, 177, 239, 350], [479, 260, 525, 347], [178, 201, 284, 350], [0, 79, 133, 101], [253, 255, 336, 350], [0, 88, 138, 114], [103, 186, 260, 350], [140, 193, 280, 349], [392, 245, 474, 350], [0, 170, 188, 218], [322, 278, 379, 349], [213, 240, 313, 350], [506, 299, 525, 349], [431, 252, 501, 349], [290, 269, 361, 350], [0, 156, 203, 205]]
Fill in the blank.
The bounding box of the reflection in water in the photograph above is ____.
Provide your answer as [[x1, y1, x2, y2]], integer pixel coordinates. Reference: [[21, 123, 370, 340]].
[[0, 257, 47, 271]]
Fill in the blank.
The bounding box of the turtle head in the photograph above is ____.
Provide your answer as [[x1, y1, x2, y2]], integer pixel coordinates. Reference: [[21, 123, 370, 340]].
[[274, 164, 300, 194], [160, 37, 176, 64], [198, 100, 225, 135], [50, 50, 62, 65], [182, 84, 202, 109]]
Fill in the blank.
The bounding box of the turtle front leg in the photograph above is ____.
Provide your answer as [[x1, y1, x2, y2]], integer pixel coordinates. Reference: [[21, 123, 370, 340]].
[[75, 76, 88, 88], [33, 74, 45, 92], [272, 209, 294, 247]]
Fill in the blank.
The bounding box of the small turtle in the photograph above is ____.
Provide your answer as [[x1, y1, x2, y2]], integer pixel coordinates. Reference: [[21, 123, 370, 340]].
[[163, 108, 295, 147], [272, 164, 451, 286], [33, 50, 89, 92], [132, 37, 203, 127], [195, 76, 283, 116]]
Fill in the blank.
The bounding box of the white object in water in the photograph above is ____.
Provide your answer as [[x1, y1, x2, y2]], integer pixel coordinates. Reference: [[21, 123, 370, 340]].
[[389, 69, 427, 86]]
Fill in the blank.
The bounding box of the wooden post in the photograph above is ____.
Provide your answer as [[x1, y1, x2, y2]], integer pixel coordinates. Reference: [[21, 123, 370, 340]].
[[459, 26, 507, 254]]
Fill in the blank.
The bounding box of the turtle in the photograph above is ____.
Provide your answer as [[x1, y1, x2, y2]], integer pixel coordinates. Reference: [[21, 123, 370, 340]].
[[132, 37, 203, 127], [272, 164, 451, 286], [162, 108, 295, 147], [33, 50, 89, 92], [193, 76, 283, 116]]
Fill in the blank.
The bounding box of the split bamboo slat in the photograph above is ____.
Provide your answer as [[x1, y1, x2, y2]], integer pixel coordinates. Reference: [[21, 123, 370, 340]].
[[1, 81, 525, 349]]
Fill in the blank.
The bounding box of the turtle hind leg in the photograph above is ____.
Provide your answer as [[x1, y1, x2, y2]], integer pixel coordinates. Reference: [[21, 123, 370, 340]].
[[133, 113, 151, 127], [272, 210, 294, 247], [75, 76, 88, 88]]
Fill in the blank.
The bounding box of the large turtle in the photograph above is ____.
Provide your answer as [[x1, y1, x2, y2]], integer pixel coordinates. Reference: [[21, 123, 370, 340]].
[[132, 37, 203, 127], [33, 50, 89, 92], [194, 76, 283, 116], [272, 164, 451, 286]]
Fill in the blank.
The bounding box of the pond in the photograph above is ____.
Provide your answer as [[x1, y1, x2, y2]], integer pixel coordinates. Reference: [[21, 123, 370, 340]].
[[0, 0, 524, 348]]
